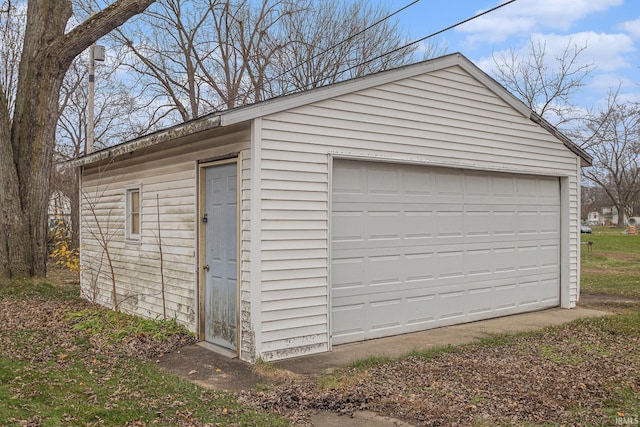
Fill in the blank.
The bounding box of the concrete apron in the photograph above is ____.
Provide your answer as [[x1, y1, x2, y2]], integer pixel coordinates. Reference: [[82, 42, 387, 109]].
[[274, 307, 609, 375]]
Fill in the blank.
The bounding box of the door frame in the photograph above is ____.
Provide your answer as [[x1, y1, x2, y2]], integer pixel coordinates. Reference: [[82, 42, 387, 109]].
[[197, 157, 241, 355]]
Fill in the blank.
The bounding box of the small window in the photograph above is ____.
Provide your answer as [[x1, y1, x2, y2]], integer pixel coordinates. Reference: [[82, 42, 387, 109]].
[[126, 186, 141, 241]]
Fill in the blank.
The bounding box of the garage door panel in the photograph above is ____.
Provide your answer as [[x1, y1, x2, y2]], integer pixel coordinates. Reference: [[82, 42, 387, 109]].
[[334, 238, 558, 257], [331, 211, 366, 241], [332, 274, 560, 344], [332, 165, 363, 193], [334, 205, 559, 241], [369, 211, 403, 239], [332, 246, 559, 286], [436, 170, 463, 196], [404, 211, 435, 237], [331, 257, 364, 287], [332, 269, 559, 307], [404, 171, 434, 194], [367, 167, 401, 194], [540, 244, 560, 267], [331, 160, 561, 345], [465, 173, 491, 195]]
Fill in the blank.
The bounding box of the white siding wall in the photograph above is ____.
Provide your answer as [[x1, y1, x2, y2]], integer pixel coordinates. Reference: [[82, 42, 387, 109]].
[[256, 65, 581, 360], [240, 150, 254, 360], [81, 130, 250, 332]]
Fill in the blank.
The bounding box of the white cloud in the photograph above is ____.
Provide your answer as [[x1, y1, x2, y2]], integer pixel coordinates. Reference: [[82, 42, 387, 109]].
[[590, 73, 637, 91], [457, 0, 623, 44], [539, 32, 635, 71], [587, 74, 640, 107], [619, 18, 640, 39], [476, 31, 635, 75]]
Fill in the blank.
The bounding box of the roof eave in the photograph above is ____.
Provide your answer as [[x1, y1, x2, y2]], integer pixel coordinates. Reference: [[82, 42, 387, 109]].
[[220, 53, 479, 126], [530, 112, 593, 167], [64, 114, 222, 169]]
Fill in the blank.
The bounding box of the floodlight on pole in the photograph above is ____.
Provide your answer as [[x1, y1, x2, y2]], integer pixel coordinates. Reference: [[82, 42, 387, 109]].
[[86, 44, 105, 155]]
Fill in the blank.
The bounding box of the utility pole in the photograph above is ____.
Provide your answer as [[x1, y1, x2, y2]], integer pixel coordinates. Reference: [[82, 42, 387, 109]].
[[86, 44, 105, 154]]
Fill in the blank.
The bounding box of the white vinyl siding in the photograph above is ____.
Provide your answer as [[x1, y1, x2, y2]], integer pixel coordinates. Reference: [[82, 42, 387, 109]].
[[80, 129, 250, 331], [254, 65, 580, 360]]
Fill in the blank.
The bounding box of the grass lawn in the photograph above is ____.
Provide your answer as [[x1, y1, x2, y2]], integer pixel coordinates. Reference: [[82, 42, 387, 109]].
[[581, 226, 640, 298], [0, 274, 287, 427]]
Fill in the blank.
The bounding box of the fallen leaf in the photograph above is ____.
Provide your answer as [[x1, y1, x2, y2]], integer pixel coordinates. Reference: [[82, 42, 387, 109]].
[[188, 370, 197, 375]]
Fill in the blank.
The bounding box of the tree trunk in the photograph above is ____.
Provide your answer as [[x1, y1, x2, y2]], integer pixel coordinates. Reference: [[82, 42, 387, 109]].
[[0, 0, 155, 279], [616, 205, 626, 227], [10, 0, 70, 276], [0, 102, 30, 279]]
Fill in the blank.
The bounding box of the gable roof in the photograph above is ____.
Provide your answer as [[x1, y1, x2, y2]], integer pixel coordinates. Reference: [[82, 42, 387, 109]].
[[66, 52, 591, 169]]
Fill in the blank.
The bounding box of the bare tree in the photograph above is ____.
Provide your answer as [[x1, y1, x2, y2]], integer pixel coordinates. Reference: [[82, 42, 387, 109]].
[[110, 0, 305, 119], [581, 90, 640, 226], [57, 50, 161, 160], [109, 0, 417, 125], [81, 172, 122, 323], [110, 0, 214, 122], [271, 0, 415, 94], [53, 47, 164, 252], [0, 0, 154, 280], [492, 37, 595, 126]]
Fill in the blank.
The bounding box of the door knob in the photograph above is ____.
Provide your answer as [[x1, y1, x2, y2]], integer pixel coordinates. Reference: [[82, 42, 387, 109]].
[[203, 264, 209, 271]]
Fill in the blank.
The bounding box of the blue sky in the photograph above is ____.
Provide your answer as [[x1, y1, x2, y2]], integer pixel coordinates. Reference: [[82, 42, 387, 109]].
[[386, 0, 640, 111]]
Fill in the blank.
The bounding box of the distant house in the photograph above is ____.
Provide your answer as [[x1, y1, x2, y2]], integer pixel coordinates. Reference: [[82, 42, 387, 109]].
[[586, 211, 604, 226], [48, 191, 71, 231], [68, 53, 592, 362], [602, 206, 627, 226]]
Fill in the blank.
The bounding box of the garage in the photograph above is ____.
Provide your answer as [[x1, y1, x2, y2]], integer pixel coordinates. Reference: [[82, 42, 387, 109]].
[[77, 53, 589, 361], [331, 159, 561, 345]]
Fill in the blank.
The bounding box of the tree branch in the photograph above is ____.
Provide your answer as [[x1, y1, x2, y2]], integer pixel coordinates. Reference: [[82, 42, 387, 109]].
[[57, 0, 155, 68]]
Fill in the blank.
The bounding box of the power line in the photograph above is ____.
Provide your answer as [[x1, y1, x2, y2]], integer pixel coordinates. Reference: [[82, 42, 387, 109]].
[[412, 0, 517, 51], [213, 0, 421, 111], [216, 0, 517, 111], [307, 0, 421, 70], [301, 0, 518, 94]]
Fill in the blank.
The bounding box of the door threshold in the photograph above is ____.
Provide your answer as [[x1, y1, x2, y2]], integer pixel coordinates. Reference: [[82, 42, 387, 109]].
[[198, 341, 237, 358]]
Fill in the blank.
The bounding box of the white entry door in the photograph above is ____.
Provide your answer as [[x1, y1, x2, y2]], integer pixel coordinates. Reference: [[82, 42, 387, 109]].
[[202, 162, 238, 351], [331, 159, 560, 345]]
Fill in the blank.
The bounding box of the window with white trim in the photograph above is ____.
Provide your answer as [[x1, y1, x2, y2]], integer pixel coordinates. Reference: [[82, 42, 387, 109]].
[[125, 186, 141, 241]]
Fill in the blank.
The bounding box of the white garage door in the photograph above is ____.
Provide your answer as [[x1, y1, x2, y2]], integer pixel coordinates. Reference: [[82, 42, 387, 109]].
[[331, 159, 560, 345]]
